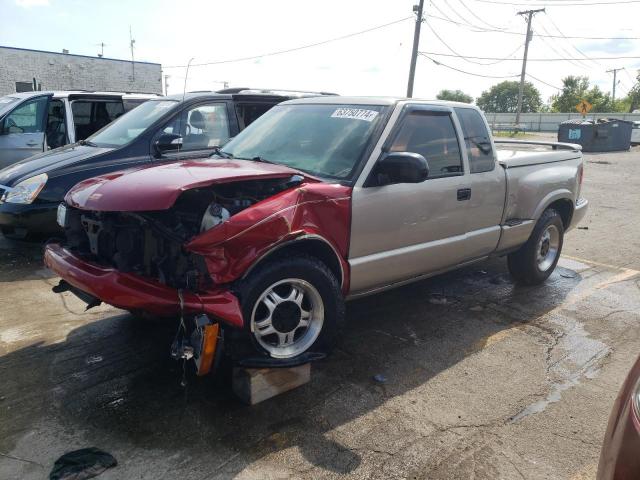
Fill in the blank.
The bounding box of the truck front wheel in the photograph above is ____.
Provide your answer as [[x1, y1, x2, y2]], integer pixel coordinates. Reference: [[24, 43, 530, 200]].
[[508, 208, 564, 285], [238, 255, 344, 360]]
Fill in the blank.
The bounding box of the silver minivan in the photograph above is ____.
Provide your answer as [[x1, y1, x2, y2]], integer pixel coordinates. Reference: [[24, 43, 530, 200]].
[[0, 91, 158, 168]]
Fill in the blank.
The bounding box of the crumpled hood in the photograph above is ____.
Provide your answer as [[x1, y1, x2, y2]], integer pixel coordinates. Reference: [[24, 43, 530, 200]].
[[65, 158, 305, 211], [0, 144, 113, 186]]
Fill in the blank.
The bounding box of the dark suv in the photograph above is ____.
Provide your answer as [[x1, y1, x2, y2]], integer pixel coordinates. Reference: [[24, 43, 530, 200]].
[[0, 89, 333, 238]]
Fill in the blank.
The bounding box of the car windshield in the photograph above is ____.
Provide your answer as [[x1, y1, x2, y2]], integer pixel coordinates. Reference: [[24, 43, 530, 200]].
[[88, 99, 178, 147], [0, 96, 21, 117], [221, 104, 388, 179]]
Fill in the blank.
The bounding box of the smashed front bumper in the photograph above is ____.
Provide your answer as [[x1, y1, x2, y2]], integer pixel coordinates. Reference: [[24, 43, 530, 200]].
[[43, 243, 244, 328]]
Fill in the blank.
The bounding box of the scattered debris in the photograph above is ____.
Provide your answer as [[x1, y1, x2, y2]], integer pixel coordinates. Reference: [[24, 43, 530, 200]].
[[578, 226, 589, 230], [85, 355, 103, 365], [372, 374, 388, 384], [50, 447, 117, 480], [428, 293, 448, 305], [561, 272, 577, 279], [469, 305, 484, 312], [587, 160, 612, 165]]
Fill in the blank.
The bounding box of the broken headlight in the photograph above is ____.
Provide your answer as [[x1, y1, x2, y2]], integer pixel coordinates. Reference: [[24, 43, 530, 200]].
[[200, 203, 230, 232], [2, 173, 48, 204]]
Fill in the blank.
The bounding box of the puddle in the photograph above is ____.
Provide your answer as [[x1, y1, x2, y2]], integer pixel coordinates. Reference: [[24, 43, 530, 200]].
[[511, 314, 610, 422]]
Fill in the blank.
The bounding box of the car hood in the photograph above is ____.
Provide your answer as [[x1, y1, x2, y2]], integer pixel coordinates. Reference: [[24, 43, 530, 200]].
[[65, 158, 306, 211], [0, 144, 113, 185]]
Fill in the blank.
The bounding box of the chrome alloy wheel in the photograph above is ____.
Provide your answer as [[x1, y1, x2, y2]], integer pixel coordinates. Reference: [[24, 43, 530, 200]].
[[250, 278, 324, 359], [536, 224, 560, 272]]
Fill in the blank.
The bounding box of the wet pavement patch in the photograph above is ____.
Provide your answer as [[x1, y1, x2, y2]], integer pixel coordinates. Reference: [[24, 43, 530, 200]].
[[49, 448, 116, 480]]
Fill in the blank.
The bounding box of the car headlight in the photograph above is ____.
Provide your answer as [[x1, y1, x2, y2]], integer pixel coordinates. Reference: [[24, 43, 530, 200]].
[[2, 173, 48, 204]]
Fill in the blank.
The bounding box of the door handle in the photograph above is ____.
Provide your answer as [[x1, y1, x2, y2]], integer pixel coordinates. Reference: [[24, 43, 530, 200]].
[[457, 188, 472, 201]]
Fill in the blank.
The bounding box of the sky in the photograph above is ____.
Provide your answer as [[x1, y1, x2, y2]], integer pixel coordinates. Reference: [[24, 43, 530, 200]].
[[1, 0, 639, 104]]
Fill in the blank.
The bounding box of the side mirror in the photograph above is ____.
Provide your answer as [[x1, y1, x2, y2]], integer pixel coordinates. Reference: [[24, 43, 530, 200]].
[[155, 133, 183, 154], [368, 151, 429, 187]]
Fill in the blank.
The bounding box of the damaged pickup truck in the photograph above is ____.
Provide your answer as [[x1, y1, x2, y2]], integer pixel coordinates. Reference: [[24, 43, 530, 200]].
[[44, 97, 588, 374]]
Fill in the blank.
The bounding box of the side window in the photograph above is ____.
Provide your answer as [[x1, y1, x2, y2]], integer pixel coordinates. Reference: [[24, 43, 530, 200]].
[[162, 103, 230, 152], [46, 99, 68, 149], [389, 111, 462, 178], [235, 103, 274, 130], [2, 96, 48, 134], [454, 108, 495, 173], [105, 102, 125, 121]]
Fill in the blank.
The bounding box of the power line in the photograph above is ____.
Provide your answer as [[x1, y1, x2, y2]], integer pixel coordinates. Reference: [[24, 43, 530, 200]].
[[534, 25, 590, 70], [543, 12, 601, 67], [426, 19, 521, 65], [419, 51, 640, 62], [426, 13, 640, 39], [420, 53, 520, 78], [471, 0, 640, 6], [527, 73, 561, 90], [456, 0, 507, 30], [438, 0, 478, 28], [164, 17, 413, 68]]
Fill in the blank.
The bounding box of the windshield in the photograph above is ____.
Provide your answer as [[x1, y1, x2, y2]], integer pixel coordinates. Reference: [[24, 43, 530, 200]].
[[0, 96, 20, 117], [221, 104, 388, 179], [88, 100, 178, 147]]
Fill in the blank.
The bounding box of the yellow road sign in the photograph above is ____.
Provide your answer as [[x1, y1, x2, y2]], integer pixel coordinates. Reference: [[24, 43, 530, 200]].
[[576, 99, 593, 115]]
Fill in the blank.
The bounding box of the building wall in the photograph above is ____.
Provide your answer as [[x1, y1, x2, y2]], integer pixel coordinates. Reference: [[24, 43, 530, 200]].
[[0, 46, 162, 96], [486, 111, 640, 132]]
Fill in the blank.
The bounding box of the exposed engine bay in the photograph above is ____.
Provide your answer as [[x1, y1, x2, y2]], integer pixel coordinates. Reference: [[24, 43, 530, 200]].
[[62, 176, 303, 291]]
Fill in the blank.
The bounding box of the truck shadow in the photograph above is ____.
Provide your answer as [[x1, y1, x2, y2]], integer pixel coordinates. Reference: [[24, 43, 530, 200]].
[[0, 257, 580, 477]]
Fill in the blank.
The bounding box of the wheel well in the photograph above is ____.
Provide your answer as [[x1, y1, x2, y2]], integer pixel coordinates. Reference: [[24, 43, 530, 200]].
[[249, 238, 344, 286], [546, 198, 573, 229]]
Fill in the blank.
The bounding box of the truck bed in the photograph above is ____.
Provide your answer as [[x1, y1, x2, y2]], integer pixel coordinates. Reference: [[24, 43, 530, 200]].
[[495, 139, 582, 168]]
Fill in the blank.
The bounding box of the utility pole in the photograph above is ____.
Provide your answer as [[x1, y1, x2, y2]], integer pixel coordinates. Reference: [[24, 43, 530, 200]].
[[406, 0, 424, 98], [129, 26, 136, 81], [164, 74, 170, 96], [606, 68, 623, 103], [515, 8, 544, 126]]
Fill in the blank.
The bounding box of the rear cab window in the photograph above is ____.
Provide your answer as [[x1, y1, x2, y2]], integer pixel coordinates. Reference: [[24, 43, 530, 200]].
[[454, 107, 495, 173]]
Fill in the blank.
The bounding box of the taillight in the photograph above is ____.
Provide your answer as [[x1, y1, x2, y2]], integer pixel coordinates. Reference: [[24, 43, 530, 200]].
[[578, 164, 584, 186], [577, 164, 584, 199]]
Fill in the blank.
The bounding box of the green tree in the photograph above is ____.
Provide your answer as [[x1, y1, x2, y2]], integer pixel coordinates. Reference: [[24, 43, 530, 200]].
[[625, 70, 640, 112], [436, 89, 473, 103], [476, 81, 542, 113], [550, 76, 621, 113]]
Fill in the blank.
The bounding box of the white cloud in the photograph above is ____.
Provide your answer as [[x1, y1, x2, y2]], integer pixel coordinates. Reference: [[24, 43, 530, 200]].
[[15, 0, 49, 7]]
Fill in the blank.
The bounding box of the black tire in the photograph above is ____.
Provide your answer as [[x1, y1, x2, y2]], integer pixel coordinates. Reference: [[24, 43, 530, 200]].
[[508, 208, 564, 286], [237, 254, 345, 360]]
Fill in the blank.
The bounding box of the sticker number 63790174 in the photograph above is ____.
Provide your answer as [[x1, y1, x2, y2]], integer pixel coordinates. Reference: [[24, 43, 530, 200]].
[[331, 108, 379, 122]]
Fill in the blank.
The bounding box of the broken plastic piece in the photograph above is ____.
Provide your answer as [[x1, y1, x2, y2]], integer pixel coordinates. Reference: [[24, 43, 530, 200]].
[[49, 447, 117, 480], [373, 374, 387, 384]]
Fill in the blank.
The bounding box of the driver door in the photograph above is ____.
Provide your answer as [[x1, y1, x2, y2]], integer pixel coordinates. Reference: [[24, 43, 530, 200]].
[[0, 94, 51, 168], [348, 105, 471, 294]]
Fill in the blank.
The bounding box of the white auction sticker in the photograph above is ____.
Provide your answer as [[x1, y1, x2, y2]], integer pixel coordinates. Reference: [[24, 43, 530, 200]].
[[331, 108, 379, 122]]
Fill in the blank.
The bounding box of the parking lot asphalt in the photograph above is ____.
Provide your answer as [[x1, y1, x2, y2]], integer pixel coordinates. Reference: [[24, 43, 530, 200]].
[[1, 140, 639, 479]]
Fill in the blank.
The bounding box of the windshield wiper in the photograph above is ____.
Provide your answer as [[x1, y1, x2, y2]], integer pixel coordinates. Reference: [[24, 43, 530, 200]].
[[250, 156, 274, 164], [78, 139, 98, 147], [210, 146, 232, 159]]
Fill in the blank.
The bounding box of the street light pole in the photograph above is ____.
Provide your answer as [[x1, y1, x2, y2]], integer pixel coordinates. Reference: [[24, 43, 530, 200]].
[[406, 0, 424, 98], [515, 8, 544, 126]]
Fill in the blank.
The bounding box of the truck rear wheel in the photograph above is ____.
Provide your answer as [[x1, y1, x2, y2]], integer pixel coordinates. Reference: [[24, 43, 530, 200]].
[[508, 208, 564, 286], [238, 255, 344, 360]]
